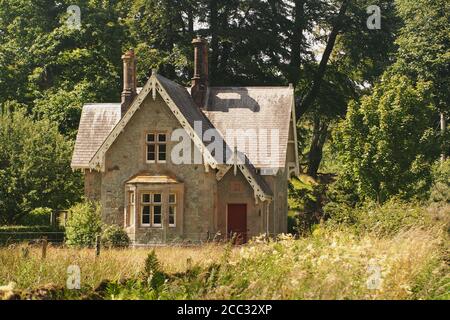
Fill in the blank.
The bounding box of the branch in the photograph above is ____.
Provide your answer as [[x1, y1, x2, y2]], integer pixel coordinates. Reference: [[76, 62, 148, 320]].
[[297, 0, 350, 119]]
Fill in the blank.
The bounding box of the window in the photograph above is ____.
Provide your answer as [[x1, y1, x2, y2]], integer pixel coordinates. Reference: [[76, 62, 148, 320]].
[[146, 133, 167, 163], [127, 191, 135, 226], [169, 193, 176, 227], [141, 192, 162, 227]]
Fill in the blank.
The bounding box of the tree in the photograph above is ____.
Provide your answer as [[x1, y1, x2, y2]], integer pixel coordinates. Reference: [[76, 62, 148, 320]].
[[334, 75, 439, 202], [0, 108, 82, 224]]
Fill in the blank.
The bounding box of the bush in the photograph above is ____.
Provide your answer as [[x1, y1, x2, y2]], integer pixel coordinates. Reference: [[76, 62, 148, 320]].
[[429, 160, 450, 203], [324, 199, 447, 236], [0, 225, 64, 244], [101, 225, 130, 248], [65, 201, 103, 247], [20, 207, 52, 226]]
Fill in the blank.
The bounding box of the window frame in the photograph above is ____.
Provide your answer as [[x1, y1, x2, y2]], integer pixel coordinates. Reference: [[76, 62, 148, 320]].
[[168, 193, 177, 227], [127, 190, 135, 227], [140, 191, 163, 228], [140, 192, 152, 226], [146, 132, 167, 164]]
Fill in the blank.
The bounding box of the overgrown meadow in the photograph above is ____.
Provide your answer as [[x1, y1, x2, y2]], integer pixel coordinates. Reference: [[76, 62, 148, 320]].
[[1, 202, 448, 300]]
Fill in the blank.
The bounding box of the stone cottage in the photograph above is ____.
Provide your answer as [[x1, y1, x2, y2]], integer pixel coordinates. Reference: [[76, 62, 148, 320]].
[[71, 37, 299, 244]]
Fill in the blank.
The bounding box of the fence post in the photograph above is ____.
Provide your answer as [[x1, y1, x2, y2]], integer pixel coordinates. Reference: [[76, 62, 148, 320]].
[[95, 235, 101, 257], [41, 236, 48, 259]]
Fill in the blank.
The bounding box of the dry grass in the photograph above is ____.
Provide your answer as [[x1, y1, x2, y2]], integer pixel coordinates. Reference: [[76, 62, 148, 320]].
[[209, 226, 449, 300], [0, 244, 230, 291], [0, 203, 448, 300]]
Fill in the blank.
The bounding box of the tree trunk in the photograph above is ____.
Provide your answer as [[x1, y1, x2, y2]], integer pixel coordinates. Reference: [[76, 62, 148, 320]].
[[209, 0, 219, 85], [288, 0, 306, 86], [307, 116, 329, 178], [298, 0, 350, 119]]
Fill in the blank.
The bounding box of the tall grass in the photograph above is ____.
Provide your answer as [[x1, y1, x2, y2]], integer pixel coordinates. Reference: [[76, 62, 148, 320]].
[[0, 244, 229, 292], [0, 203, 448, 300]]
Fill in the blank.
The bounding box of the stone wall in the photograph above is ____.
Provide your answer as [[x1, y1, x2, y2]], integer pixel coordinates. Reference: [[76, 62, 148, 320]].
[[83, 91, 289, 243], [216, 169, 265, 240], [100, 93, 217, 242]]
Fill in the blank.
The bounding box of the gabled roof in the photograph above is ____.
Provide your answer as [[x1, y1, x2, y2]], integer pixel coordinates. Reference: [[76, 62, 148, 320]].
[[204, 86, 294, 169], [71, 103, 120, 168], [72, 72, 275, 200]]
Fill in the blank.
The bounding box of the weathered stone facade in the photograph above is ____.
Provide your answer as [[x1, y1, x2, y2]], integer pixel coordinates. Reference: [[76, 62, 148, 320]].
[[83, 91, 289, 244]]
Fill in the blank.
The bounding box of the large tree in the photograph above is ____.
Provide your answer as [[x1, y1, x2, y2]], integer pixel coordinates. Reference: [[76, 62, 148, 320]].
[[333, 0, 449, 202], [0, 108, 82, 224]]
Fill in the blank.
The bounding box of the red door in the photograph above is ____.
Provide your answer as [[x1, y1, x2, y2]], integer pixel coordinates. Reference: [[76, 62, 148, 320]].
[[227, 204, 247, 244]]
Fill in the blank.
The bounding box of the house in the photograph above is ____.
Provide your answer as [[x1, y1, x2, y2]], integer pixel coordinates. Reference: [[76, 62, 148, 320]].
[[71, 37, 299, 244]]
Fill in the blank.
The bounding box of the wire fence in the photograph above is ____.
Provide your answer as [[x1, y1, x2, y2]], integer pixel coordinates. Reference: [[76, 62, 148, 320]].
[[0, 230, 286, 247]]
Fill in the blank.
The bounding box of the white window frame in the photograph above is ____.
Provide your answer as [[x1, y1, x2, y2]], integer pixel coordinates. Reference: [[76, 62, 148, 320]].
[[140, 192, 163, 228], [152, 193, 163, 227], [168, 193, 176, 227], [146, 132, 167, 164], [141, 193, 152, 226], [127, 190, 135, 226]]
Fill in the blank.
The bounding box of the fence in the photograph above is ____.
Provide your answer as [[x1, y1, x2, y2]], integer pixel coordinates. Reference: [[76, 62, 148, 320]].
[[0, 231, 65, 245]]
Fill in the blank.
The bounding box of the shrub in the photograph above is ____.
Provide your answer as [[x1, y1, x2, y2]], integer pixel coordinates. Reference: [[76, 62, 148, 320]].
[[429, 160, 450, 203], [324, 199, 447, 236], [20, 207, 52, 226], [65, 201, 103, 247], [101, 225, 130, 248], [142, 250, 166, 289]]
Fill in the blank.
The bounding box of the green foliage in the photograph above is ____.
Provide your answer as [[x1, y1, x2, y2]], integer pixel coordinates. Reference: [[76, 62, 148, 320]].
[[21, 207, 52, 226], [0, 225, 60, 232], [0, 110, 82, 224], [288, 175, 317, 211], [65, 201, 102, 247], [143, 250, 160, 277], [324, 199, 448, 236], [142, 250, 166, 290], [429, 160, 450, 203], [334, 75, 439, 202], [101, 225, 130, 248]]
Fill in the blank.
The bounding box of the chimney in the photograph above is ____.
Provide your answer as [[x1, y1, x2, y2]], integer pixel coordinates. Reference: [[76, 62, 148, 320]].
[[191, 37, 209, 108], [121, 49, 137, 116]]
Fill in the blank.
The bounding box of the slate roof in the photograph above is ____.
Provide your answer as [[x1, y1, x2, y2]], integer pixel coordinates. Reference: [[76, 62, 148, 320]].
[[156, 75, 274, 196], [71, 103, 120, 168], [204, 86, 293, 169], [71, 74, 293, 198]]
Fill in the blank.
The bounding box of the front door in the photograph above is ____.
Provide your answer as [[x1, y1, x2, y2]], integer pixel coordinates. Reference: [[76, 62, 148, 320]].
[[227, 204, 247, 244]]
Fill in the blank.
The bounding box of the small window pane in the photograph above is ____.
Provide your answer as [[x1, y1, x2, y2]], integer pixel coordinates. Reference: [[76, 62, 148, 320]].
[[158, 134, 166, 142], [169, 194, 176, 204], [153, 193, 161, 203], [147, 144, 155, 161], [158, 144, 166, 161], [169, 206, 176, 226], [142, 206, 150, 224], [147, 134, 155, 142], [142, 193, 151, 203], [153, 205, 162, 224]]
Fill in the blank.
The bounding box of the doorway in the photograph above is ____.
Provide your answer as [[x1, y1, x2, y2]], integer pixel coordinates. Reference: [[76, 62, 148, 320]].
[[227, 204, 247, 244]]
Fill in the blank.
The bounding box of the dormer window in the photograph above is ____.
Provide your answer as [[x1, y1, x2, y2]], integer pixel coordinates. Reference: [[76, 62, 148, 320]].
[[146, 132, 167, 163]]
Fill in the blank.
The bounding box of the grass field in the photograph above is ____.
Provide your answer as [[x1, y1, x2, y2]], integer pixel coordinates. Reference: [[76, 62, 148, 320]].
[[1, 219, 448, 300]]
